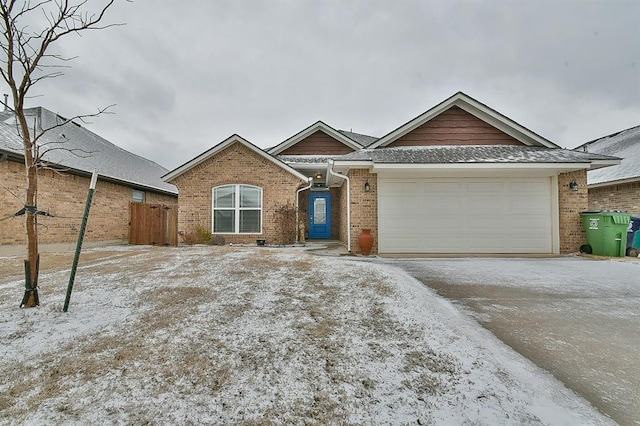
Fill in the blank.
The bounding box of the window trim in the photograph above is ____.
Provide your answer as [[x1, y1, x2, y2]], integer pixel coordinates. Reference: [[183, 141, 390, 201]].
[[132, 190, 145, 203], [212, 184, 263, 234]]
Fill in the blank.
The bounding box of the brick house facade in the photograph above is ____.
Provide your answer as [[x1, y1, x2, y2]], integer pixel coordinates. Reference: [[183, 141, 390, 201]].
[[164, 136, 308, 245], [165, 93, 617, 255], [575, 125, 640, 218], [0, 107, 178, 249], [169, 142, 306, 245], [0, 160, 176, 246]]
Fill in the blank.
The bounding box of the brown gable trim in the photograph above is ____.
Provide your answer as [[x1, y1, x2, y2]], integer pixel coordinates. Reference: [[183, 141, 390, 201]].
[[279, 130, 356, 155], [369, 92, 558, 149], [268, 121, 363, 155], [388, 106, 525, 147]]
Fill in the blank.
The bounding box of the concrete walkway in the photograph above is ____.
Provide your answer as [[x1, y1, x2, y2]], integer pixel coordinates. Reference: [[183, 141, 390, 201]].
[[384, 256, 640, 426]]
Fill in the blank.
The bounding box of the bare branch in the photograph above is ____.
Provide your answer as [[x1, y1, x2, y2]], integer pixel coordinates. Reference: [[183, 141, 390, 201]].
[[0, 0, 125, 304], [0, 179, 26, 202]]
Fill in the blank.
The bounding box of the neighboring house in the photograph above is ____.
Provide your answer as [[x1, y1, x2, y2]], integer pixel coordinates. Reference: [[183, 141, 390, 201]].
[[163, 92, 619, 255], [0, 107, 177, 247], [575, 125, 640, 215]]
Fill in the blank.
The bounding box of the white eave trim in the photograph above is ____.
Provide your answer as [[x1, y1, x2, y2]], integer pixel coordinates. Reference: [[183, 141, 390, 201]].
[[368, 92, 558, 149], [588, 176, 640, 188], [587, 159, 622, 170], [268, 121, 364, 155], [331, 160, 375, 167], [163, 134, 308, 182], [281, 162, 329, 169]]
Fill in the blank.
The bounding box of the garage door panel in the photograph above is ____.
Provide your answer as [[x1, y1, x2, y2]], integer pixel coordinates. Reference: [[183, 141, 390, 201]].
[[467, 181, 505, 192], [379, 177, 553, 254]]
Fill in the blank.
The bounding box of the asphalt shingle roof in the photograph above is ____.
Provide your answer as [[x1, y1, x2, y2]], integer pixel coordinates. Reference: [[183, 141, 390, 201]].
[[336, 145, 618, 164], [576, 125, 640, 185], [0, 107, 177, 194], [337, 130, 378, 147]]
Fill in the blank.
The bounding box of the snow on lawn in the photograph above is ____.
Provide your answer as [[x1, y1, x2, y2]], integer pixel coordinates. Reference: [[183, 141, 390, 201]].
[[0, 246, 612, 425]]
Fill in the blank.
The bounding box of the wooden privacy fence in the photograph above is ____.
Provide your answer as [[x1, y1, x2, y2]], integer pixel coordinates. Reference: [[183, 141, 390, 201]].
[[129, 203, 178, 246]]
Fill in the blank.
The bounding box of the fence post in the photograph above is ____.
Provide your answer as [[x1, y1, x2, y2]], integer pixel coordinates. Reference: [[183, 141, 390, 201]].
[[63, 171, 98, 312]]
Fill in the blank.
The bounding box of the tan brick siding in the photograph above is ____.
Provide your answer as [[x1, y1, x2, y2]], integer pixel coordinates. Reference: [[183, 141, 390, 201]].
[[588, 182, 640, 216], [347, 169, 378, 254], [558, 170, 588, 253], [168, 142, 306, 245], [0, 160, 177, 246]]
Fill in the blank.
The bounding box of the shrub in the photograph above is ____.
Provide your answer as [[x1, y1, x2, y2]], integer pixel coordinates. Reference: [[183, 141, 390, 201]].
[[181, 226, 213, 245]]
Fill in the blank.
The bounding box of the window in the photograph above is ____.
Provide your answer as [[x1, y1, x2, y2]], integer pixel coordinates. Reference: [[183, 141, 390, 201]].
[[132, 190, 145, 203], [212, 185, 262, 234]]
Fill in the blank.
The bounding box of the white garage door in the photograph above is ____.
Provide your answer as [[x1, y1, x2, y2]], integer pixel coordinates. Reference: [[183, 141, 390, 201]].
[[378, 177, 553, 254]]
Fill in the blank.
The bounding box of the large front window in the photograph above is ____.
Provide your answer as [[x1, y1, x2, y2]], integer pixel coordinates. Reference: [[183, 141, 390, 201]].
[[212, 185, 262, 233]]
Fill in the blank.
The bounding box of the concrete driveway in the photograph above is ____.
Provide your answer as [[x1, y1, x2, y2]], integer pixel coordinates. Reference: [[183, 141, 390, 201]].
[[383, 256, 640, 426]]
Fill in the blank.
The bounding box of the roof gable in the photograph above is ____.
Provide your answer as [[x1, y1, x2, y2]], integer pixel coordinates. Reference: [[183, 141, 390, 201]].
[[268, 121, 363, 155], [369, 92, 559, 149], [278, 130, 356, 155], [388, 106, 526, 147], [162, 134, 308, 183]]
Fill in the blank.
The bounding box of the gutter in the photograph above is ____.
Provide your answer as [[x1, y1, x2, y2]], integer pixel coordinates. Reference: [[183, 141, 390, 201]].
[[328, 160, 351, 252], [587, 176, 640, 189], [295, 178, 314, 244]]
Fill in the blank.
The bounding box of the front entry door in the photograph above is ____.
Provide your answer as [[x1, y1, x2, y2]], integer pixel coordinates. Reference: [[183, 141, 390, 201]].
[[309, 192, 332, 239]]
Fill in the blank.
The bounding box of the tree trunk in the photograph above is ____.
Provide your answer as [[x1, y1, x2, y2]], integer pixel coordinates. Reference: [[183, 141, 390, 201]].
[[20, 136, 40, 308]]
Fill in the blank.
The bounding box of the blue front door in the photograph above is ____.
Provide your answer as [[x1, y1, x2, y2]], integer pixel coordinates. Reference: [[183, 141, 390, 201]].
[[309, 192, 332, 239]]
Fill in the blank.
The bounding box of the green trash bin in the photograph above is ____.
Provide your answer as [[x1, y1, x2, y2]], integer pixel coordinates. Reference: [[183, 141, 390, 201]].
[[580, 211, 631, 257]]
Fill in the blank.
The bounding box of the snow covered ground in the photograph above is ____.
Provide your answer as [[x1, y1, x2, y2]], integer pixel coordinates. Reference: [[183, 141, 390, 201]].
[[0, 246, 614, 425], [386, 256, 640, 425]]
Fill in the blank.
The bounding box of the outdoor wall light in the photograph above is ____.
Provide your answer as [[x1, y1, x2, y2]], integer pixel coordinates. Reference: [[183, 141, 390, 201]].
[[364, 180, 371, 192], [315, 173, 323, 180], [569, 180, 579, 191]]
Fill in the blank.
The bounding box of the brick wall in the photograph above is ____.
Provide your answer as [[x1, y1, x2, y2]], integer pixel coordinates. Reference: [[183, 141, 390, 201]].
[[588, 181, 640, 216], [168, 142, 306, 245], [348, 169, 378, 254], [558, 170, 588, 253], [0, 160, 176, 246]]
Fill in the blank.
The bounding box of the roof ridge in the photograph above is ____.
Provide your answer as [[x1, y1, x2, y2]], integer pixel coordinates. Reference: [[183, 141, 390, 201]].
[[34, 106, 170, 172], [577, 123, 640, 149]]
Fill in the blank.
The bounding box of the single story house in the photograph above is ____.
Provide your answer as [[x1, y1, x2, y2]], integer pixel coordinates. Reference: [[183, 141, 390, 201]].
[[0, 107, 177, 247], [163, 92, 619, 255], [574, 125, 640, 216]]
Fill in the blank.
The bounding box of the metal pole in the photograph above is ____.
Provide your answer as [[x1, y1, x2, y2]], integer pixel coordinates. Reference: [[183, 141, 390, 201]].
[[63, 171, 98, 312]]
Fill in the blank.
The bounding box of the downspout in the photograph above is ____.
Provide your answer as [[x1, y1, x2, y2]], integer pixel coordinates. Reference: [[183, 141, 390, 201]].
[[328, 160, 351, 252], [296, 177, 313, 244]]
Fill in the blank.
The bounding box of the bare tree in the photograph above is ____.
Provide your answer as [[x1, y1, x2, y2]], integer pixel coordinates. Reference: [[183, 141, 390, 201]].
[[0, 0, 123, 307]]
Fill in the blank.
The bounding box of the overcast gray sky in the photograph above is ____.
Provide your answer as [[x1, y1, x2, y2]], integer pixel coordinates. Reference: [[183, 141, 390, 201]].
[[6, 0, 640, 171]]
